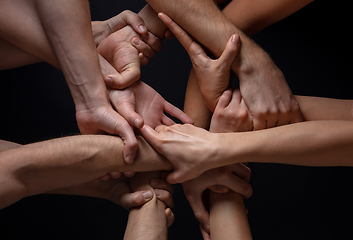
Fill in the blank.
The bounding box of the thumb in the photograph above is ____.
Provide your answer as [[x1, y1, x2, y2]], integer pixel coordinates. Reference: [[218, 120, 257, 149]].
[[140, 125, 161, 149], [218, 34, 241, 69]]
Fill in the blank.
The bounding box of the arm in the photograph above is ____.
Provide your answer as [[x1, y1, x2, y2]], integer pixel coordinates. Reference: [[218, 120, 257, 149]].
[[209, 191, 252, 240], [124, 171, 170, 240], [0, 135, 172, 209], [222, 0, 314, 37]]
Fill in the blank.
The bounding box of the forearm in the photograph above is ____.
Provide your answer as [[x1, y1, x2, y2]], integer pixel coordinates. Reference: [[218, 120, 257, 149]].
[[218, 120, 353, 167], [35, 0, 107, 108], [138, 5, 167, 39], [209, 191, 252, 240], [0, 136, 172, 209], [295, 95, 353, 121], [184, 68, 212, 129], [0, 38, 42, 70], [0, 0, 59, 67], [222, 0, 314, 36], [124, 171, 168, 240]]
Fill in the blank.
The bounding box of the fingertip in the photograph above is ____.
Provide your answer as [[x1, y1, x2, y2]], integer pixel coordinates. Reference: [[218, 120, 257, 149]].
[[231, 34, 240, 46], [134, 117, 144, 129], [142, 190, 153, 201]]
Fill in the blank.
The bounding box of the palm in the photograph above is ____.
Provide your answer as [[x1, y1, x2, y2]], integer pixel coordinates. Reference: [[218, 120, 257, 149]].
[[109, 81, 191, 129]]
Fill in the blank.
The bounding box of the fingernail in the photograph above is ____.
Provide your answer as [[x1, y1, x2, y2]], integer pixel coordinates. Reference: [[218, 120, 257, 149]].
[[138, 25, 147, 33], [132, 38, 140, 46], [155, 189, 161, 197], [143, 191, 153, 200], [232, 34, 240, 45], [166, 208, 173, 218], [105, 76, 113, 86], [125, 155, 134, 164]]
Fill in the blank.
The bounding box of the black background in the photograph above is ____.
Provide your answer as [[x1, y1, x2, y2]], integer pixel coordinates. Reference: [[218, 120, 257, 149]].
[[0, 0, 352, 239]]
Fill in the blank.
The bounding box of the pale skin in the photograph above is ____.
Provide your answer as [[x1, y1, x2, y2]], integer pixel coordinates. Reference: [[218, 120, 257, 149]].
[[145, 0, 304, 130], [0, 0, 192, 165], [124, 171, 175, 240], [0, 135, 173, 210]]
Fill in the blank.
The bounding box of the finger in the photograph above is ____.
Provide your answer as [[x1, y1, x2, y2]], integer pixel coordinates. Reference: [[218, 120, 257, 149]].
[[165, 208, 175, 227], [131, 37, 156, 59], [164, 29, 174, 39], [225, 176, 253, 198], [123, 171, 136, 178], [229, 163, 252, 182], [120, 190, 153, 209], [109, 171, 122, 179], [111, 97, 144, 129], [112, 58, 141, 89], [139, 53, 149, 66], [187, 192, 210, 228], [155, 189, 175, 208], [141, 31, 163, 52], [208, 185, 230, 193], [140, 125, 162, 151], [97, 109, 139, 164], [118, 10, 148, 35], [166, 171, 184, 184], [150, 178, 175, 193], [216, 89, 233, 109], [200, 223, 211, 240], [252, 116, 266, 130], [163, 101, 193, 124], [161, 114, 175, 126], [218, 34, 240, 69], [158, 12, 205, 59]]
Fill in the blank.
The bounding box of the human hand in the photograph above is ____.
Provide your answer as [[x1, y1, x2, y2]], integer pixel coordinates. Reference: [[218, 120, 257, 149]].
[[92, 10, 149, 46], [97, 24, 162, 89], [236, 51, 303, 129], [210, 87, 253, 133], [182, 163, 252, 232], [108, 80, 193, 129], [158, 12, 240, 112], [129, 171, 175, 226], [141, 124, 218, 184]]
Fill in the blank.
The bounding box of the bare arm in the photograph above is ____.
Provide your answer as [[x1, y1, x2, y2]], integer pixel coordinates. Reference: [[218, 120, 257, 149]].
[[124, 171, 169, 240], [209, 191, 252, 240], [222, 0, 314, 36], [0, 135, 172, 209]]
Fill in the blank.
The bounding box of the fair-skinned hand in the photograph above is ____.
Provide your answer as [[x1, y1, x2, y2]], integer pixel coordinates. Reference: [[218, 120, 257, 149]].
[[159, 12, 303, 130], [141, 124, 219, 184], [97, 25, 162, 89], [158, 12, 240, 111], [109, 80, 193, 130], [129, 171, 175, 227], [182, 163, 252, 231], [210, 87, 253, 132]]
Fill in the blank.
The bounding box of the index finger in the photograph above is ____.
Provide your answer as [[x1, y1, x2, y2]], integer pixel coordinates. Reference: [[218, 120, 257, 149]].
[[158, 12, 204, 57]]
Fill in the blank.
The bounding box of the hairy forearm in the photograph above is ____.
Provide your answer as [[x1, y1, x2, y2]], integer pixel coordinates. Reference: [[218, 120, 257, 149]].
[[209, 191, 252, 240], [222, 0, 314, 37], [35, 0, 107, 108], [124, 172, 168, 240], [0, 136, 171, 209], [217, 120, 353, 167]]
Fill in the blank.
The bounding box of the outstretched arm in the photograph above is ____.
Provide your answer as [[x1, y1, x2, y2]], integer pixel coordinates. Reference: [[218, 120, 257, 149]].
[[0, 135, 172, 210]]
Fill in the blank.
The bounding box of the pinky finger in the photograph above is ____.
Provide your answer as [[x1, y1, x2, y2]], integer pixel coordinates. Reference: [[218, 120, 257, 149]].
[[139, 53, 149, 66]]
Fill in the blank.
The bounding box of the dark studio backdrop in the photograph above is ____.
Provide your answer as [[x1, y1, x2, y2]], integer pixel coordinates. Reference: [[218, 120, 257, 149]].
[[0, 0, 352, 239]]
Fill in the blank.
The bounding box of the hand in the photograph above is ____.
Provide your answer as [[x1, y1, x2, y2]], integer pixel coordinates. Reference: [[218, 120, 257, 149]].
[[140, 124, 217, 184], [129, 171, 175, 226], [158, 12, 240, 112], [236, 52, 303, 129], [92, 10, 149, 46], [108, 80, 193, 129], [182, 163, 252, 231], [210, 87, 253, 133], [97, 25, 162, 89]]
